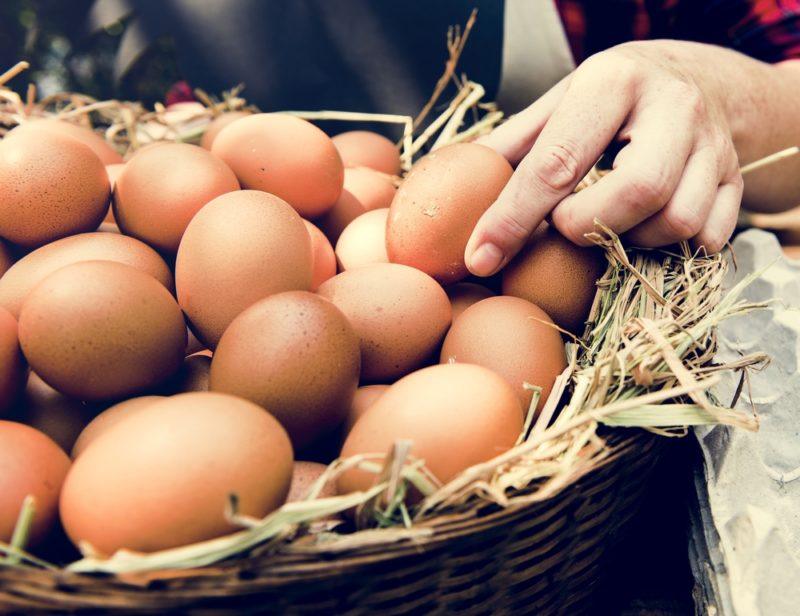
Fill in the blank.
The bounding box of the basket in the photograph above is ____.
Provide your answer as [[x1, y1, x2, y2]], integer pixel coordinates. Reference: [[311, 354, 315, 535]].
[[0, 430, 662, 614]]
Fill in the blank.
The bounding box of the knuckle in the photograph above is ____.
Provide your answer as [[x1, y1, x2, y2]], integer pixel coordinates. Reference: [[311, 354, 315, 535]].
[[672, 81, 706, 118], [530, 143, 583, 192], [627, 168, 673, 209], [662, 207, 703, 240], [490, 207, 531, 243]]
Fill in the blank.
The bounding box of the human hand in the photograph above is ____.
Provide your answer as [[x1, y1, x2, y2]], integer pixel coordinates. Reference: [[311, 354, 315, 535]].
[[465, 40, 744, 277]]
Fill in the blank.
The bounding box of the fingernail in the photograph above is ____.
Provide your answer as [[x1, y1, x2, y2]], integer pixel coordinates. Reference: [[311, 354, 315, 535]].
[[468, 243, 504, 277]]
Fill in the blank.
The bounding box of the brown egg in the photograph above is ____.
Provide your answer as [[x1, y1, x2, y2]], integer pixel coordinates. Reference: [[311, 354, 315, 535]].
[[113, 143, 240, 253], [343, 167, 396, 211], [345, 384, 389, 434], [339, 364, 522, 493], [11, 119, 123, 165], [335, 208, 389, 271], [315, 189, 367, 244], [332, 130, 401, 175], [784, 245, 800, 260], [386, 143, 512, 284], [176, 190, 312, 348], [502, 225, 605, 334], [71, 396, 163, 458], [440, 296, 566, 413], [212, 113, 343, 218], [0, 231, 173, 318], [60, 392, 293, 554], [103, 163, 126, 223], [445, 282, 496, 321], [0, 130, 110, 248], [211, 291, 360, 449], [162, 354, 211, 394], [200, 111, 251, 150], [185, 327, 207, 356], [0, 308, 26, 414], [303, 220, 337, 291], [317, 263, 451, 382], [0, 239, 14, 277], [0, 421, 70, 544], [287, 461, 337, 502], [18, 261, 186, 401]]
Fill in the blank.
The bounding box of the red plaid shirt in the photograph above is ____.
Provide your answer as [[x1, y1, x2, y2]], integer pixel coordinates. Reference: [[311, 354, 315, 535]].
[[556, 0, 800, 63]]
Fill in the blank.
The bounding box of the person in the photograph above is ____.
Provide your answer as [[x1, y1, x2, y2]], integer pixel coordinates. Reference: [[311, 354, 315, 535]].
[[95, 0, 800, 273]]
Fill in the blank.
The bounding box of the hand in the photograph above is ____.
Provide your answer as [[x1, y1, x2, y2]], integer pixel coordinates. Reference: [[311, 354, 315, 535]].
[[465, 40, 745, 277]]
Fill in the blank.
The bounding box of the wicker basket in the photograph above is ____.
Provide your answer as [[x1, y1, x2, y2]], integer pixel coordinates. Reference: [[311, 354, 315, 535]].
[[0, 430, 662, 614]]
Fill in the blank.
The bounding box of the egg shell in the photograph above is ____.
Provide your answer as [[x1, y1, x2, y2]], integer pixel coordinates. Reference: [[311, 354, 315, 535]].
[[345, 384, 389, 435], [71, 396, 163, 459], [335, 208, 389, 271], [332, 130, 401, 175], [502, 225, 605, 334], [287, 461, 337, 502], [0, 130, 110, 248], [317, 263, 451, 382], [60, 392, 293, 554], [303, 220, 337, 291], [343, 167, 396, 212], [445, 282, 496, 321], [339, 364, 522, 493], [0, 307, 26, 414], [162, 354, 211, 395], [211, 291, 360, 449], [784, 245, 800, 260], [0, 421, 70, 544], [0, 239, 15, 277], [440, 296, 566, 413], [102, 163, 126, 223], [212, 113, 343, 218], [386, 143, 512, 284], [113, 143, 240, 253], [18, 260, 186, 401], [315, 189, 367, 245], [11, 119, 123, 165], [0, 231, 173, 318], [176, 190, 313, 348], [200, 111, 251, 150]]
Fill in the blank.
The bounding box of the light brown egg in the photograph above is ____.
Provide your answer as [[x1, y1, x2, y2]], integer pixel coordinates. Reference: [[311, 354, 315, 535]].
[[339, 364, 522, 494], [0, 130, 110, 248], [315, 189, 367, 244], [0, 231, 173, 318], [0, 308, 26, 414], [212, 113, 343, 218], [303, 220, 337, 290], [335, 208, 389, 271], [502, 225, 605, 334], [211, 291, 360, 449], [162, 354, 211, 394], [11, 119, 123, 165], [113, 143, 240, 253], [386, 143, 512, 284], [332, 130, 401, 175], [0, 239, 14, 277], [440, 296, 566, 413], [287, 461, 337, 502], [102, 163, 126, 223], [18, 261, 186, 401], [343, 167, 396, 211], [71, 396, 163, 458], [200, 111, 251, 150], [60, 392, 293, 554], [0, 421, 70, 544], [317, 263, 451, 382], [345, 384, 389, 434], [784, 245, 800, 260], [176, 190, 312, 348], [445, 282, 496, 321]]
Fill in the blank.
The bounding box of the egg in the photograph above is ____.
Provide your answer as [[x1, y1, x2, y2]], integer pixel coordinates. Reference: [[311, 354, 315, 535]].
[[60, 392, 293, 554], [102, 163, 126, 223], [176, 190, 312, 348], [113, 143, 240, 253], [0, 239, 14, 277], [339, 364, 522, 494], [18, 260, 186, 401], [440, 296, 566, 413], [0, 421, 70, 544], [71, 396, 163, 458], [211, 291, 360, 449], [784, 245, 800, 260], [11, 119, 123, 165], [343, 167, 396, 211], [200, 111, 251, 150], [287, 461, 337, 502], [445, 282, 496, 321], [335, 208, 389, 271], [0, 130, 110, 248], [345, 384, 389, 434], [0, 308, 26, 414], [332, 130, 401, 175], [317, 263, 451, 381], [303, 220, 337, 290], [502, 225, 605, 334], [162, 354, 211, 394], [0, 231, 173, 318], [212, 113, 343, 218], [386, 143, 513, 284], [315, 189, 367, 244]]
